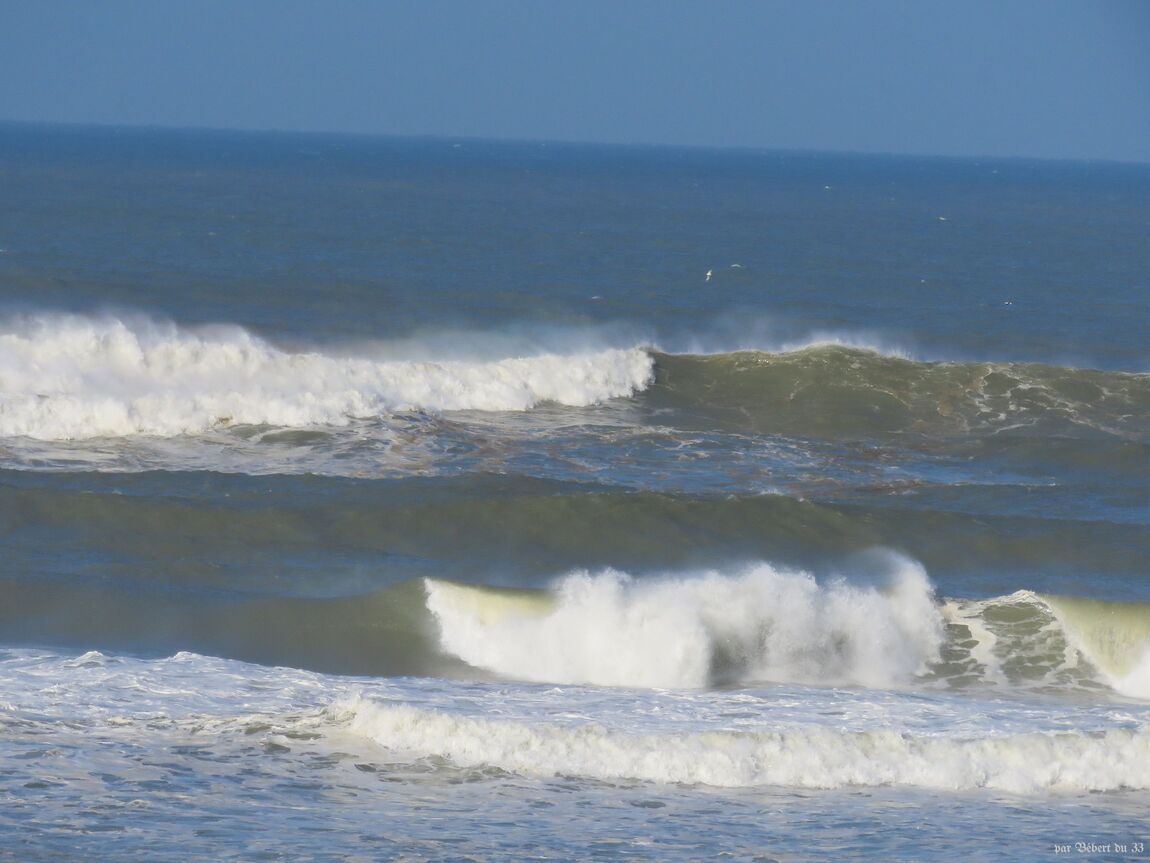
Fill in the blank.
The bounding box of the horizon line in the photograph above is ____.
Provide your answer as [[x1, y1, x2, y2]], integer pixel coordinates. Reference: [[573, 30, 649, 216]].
[[1, 117, 1147, 169]]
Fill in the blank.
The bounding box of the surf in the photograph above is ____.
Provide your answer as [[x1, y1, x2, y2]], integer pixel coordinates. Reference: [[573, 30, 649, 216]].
[[5, 310, 1148, 447], [425, 558, 939, 690], [425, 564, 1150, 699], [342, 698, 1150, 793], [0, 312, 654, 439]]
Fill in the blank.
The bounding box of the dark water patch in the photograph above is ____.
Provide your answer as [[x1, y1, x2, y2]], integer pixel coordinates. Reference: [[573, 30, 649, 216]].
[[0, 577, 464, 678], [4, 471, 1149, 593]]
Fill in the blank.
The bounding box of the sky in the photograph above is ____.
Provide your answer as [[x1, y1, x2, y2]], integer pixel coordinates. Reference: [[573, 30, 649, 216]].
[[1, 0, 1148, 162]]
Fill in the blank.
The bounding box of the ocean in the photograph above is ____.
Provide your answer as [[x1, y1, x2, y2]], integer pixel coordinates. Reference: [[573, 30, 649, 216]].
[[1, 122, 1149, 861]]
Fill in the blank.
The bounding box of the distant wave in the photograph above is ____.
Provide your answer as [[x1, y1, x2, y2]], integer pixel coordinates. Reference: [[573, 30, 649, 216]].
[[0, 312, 654, 439], [663, 326, 915, 361], [4, 311, 1148, 444]]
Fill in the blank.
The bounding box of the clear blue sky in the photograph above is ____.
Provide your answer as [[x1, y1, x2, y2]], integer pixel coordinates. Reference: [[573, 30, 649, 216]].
[[2, 0, 1148, 162]]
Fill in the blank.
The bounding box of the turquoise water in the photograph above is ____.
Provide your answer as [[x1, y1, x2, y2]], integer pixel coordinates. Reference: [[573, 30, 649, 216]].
[[2, 123, 1149, 861]]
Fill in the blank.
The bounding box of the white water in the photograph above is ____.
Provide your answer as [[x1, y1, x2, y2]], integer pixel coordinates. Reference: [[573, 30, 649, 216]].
[[0, 313, 654, 439], [425, 556, 943, 689], [7, 647, 1149, 799], [1112, 650, 1150, 700], [344, 698, 1150, 794]]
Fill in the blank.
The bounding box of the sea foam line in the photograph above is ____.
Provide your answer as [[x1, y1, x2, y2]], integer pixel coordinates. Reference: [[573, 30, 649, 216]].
[[344, 699, 1150, 793], [0, 313, 654, 439]]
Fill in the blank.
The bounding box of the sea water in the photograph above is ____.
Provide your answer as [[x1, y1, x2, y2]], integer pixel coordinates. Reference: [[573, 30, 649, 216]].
[[1, 123, 1149, 861]]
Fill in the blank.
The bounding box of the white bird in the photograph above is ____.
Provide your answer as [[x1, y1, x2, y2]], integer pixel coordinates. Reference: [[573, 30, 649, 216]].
[[705, 269, 713, 282]]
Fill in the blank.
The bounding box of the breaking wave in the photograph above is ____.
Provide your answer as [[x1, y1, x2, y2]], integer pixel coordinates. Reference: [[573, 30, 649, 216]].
[[425, 557, 943, 689], [2, 540, 1147, 697], [4, 311, 1148, 444], [424, 562, 1150, 699], [0, 312, 653, 439]]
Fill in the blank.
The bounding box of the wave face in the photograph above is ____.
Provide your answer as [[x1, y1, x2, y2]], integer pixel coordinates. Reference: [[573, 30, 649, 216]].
[[344, 699, 1150, 793], [649, 347, 1150, 439], [942, 592, 1150, 700], [0, 313, 653, 439], [1042, 595, 1150, 699], [425, 557, 943, 689], [425, 567, 1150, 699]]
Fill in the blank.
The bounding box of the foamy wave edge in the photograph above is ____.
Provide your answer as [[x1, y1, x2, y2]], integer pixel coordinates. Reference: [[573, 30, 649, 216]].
[[424, 557, 944, 690], [0, 313, 654, 439], [341, 699, 1150, 793]]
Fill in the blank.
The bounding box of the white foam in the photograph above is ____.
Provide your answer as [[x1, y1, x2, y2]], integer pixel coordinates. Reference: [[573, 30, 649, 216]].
[[0, 313, 654, 439], [1112, 649, 1150, 700], [345, 699, 1150, 793], [941, 597, 1005, 684], [9, 646, 1150, 798], [424, 555, 943, 689]]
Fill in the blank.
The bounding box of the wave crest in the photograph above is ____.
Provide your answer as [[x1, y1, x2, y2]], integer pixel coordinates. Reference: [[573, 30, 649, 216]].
[[424, 555, 943, 689], [0, 313, 654, 439]]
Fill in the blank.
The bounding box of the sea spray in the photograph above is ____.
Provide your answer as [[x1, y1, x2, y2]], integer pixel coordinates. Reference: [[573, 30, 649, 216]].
[[424, 555, 943, 689], [0, 312, 654, 439]]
